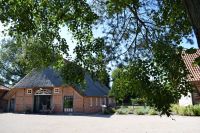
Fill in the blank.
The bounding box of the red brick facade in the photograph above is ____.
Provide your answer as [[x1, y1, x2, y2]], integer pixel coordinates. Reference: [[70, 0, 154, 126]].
[[191, 81, 200, 104], [7, 86, 114, 113], [181, 50, 200, 104], [0, 87, 9, 112]]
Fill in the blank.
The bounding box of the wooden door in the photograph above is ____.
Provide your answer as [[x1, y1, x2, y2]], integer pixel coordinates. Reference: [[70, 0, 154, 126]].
[[9, 99, 15, 112]]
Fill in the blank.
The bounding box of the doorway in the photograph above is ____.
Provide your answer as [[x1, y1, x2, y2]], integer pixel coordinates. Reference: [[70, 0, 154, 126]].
[[9, 98, 15, 112], [63, 96, 73, 112], [34, 95, 51, 113]]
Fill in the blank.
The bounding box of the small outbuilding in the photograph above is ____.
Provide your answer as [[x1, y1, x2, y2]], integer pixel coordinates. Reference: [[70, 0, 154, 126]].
[[0, 85, 9, 112], [4, 68, 115, 113], [180, 50, 200, 105]]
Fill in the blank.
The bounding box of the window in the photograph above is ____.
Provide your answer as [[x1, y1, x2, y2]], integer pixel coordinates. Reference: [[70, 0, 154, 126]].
[[108, 98, 112, 105], [54, 88, 59, 93], [27, 89, 32, 94], [96, 98, 98, 106], [90, 97, 93, 107], [104, 98, 107, 105], [100, 98, 102, 105]]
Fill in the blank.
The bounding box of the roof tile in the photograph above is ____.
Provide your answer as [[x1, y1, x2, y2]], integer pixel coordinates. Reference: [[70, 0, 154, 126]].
[[182, 50, 200, 81]]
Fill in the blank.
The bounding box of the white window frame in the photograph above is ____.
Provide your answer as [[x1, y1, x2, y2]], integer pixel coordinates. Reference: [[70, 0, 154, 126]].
[[27, 89, 32, 94], [90, 97, 93, 107], [54, 88, 60, 94]]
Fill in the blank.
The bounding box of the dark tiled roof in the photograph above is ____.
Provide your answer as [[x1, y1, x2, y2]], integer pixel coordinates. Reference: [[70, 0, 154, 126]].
[[84, 74, 109, 96], [182, 50, 200, 81], [12, 68, 109, 96], [13, 68, 63, 88], [0, 85, 9, 91]]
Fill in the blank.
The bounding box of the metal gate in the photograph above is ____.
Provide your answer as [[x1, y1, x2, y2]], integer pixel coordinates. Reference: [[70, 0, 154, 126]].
[[63, 96, 73, 112]]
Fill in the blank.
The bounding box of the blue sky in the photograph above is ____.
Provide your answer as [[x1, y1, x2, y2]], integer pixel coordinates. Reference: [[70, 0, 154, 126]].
[[181, 35, 198, 49]]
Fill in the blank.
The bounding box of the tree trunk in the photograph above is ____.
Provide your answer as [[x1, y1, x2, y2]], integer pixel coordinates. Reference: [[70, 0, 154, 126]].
[[183, 0, 200, 48]]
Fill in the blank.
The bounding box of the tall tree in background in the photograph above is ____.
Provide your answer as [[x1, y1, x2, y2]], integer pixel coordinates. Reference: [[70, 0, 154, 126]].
[[111, 67, 138, 103], [0, 39, 31, 86]]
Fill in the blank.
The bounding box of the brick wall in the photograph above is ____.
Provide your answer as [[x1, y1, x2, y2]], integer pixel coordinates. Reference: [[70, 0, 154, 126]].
[[83, 97, 105, 113], [52, 87, 62, 112], [191, 81, 200, 104], [62, 86, 84, 112], [9, 87, 115, 113], [11, 88, 33, 113], [0, 90, 8, 112], [73, 89, 84, 112]]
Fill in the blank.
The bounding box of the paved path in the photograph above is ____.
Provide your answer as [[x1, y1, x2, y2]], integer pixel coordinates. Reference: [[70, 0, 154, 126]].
[[0, 113, 199, 133]]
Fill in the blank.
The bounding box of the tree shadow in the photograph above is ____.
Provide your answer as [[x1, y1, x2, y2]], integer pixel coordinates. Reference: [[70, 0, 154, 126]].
[[0, 112, 114, 118]]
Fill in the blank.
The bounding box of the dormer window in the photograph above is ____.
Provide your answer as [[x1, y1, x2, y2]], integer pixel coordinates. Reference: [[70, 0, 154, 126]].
[[54, 88, 59, 93]]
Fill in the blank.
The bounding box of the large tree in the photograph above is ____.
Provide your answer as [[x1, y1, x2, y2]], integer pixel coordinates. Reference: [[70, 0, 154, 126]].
[[0, 0, 198, 115], [110, 67, 138, 104], [111, 43, 191, 115], [183, 0, 200, 47], [0, 39, 31, 86]]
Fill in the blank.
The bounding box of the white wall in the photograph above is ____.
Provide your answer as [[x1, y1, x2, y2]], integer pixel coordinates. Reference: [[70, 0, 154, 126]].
[[179, 93, 193, 106]]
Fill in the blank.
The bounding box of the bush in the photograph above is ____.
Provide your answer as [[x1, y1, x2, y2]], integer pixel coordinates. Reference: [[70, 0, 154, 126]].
[[148, 108, 158, 115], [131, 98, 145, 105], [116, 106, 129, 115], [116, 110, 127, 115], [115, 106, 136, 114], [135, 109, 146, 115], [104, 107, 116, 115], [171, 104, 200, 116], [116, 106, 157, 115], [171, 104, 179, 114], [192, 105, 200, 116]]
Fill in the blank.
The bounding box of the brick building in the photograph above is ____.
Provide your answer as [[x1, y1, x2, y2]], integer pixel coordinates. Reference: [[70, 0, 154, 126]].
[[0, 86, 9, 112], [179, 50, 200, 105], [4, 68, 115, 113]]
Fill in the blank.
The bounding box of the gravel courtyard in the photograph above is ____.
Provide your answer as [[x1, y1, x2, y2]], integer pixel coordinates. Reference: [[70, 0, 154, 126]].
[[0, 113, 199, 133]]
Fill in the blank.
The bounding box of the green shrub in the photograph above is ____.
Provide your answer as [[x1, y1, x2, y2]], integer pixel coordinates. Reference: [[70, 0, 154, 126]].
[[192, 105, 200, 116], [116, 106, 156, 115], [171, 104, 179, 114], [135, 109, 145, 115], [116, 106, 134, 115], [127, 107, 134, 114], [131, 98, 145, 105], [171, 104, 200, 116], [134, 107, 149, 115], [148, 108, 158, 115], [104, 108, 116, 115], [116, 108, 128, 115]]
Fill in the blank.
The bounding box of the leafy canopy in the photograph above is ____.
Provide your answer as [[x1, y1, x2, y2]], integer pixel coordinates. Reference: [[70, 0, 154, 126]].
[[0, 0, 195, 115], [0, 39, 31, 86], [111, 43, 191, 116]]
